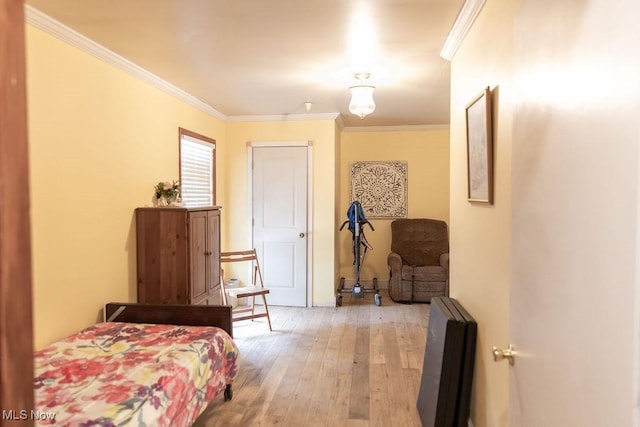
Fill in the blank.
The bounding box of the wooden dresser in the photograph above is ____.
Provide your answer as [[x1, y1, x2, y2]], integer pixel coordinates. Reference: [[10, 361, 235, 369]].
[[135, 206, 222, 305]]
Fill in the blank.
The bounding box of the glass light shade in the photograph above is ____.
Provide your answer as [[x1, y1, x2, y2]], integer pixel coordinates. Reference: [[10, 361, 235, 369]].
[[349, 85, 376, 119]]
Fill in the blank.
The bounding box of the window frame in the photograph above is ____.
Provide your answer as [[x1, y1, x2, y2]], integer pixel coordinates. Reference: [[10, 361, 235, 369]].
[[179, 127, 216, 206]]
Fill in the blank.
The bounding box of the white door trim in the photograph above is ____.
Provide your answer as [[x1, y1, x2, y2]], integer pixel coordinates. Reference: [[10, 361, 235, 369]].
[[247, 141, 313, 307]]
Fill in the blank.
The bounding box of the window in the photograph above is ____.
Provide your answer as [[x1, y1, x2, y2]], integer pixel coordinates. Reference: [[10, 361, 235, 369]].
[[179, 128, 216, 207]]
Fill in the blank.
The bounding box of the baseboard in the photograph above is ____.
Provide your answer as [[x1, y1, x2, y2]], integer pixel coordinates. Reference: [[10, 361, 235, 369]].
[[312, 302, 337, 308]]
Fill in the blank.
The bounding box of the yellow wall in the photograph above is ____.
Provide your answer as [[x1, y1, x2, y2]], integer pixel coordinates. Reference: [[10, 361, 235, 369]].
[[224, 120, 339, 306], [339, 128, 450, 284], [334, 126, 343, 293], [26, 25, 226, 348], [449, 0, 517, 425]]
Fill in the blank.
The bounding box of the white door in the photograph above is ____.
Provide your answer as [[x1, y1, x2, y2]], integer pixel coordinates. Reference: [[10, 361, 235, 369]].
[[507, 1, 640, 425], [252, 146, 308, 307]]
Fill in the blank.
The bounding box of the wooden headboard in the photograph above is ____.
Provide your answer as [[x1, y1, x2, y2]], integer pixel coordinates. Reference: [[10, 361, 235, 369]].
[[104, 303, 233, 337]]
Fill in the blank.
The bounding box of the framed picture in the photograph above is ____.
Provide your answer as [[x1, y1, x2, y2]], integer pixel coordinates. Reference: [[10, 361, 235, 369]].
[[465, 86, 493, 204], [350, 161, 408, 219]]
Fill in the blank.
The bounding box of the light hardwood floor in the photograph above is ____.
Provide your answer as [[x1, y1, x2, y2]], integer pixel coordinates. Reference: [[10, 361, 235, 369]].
[[194, 294, 430, 427]]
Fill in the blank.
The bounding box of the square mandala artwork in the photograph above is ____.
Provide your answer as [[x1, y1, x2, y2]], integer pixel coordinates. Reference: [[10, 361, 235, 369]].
[[350, 161, 408, 219]]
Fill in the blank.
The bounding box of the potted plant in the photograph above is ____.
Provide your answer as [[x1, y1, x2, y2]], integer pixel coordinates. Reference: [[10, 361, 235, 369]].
[[154, 180, 181, 206]]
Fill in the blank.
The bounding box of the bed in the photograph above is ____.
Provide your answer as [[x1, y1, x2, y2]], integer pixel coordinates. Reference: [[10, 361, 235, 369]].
[[33, 303, 238, 427]]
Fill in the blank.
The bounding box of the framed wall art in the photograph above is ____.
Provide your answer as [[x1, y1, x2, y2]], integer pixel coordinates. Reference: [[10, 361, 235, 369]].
[[350, 161, 408, 219], [465, 86, 493, 204]]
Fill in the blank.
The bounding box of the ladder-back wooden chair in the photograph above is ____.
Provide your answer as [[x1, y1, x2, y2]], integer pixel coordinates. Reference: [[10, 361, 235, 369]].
[[220, 249, 272, 331]]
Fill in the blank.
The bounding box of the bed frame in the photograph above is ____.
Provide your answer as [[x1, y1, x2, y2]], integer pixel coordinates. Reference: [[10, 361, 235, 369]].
[[104, 302, 233, 337]]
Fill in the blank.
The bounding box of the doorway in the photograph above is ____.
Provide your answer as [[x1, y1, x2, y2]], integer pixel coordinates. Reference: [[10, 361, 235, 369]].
[[249, 143, 311, 307]]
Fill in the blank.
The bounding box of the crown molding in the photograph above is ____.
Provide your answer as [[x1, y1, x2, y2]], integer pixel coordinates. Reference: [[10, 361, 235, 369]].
[[227, 112, 340, 123], [24, 5, 228, 121], [440, 0, 487, 61], [342, 124, 450, 132]]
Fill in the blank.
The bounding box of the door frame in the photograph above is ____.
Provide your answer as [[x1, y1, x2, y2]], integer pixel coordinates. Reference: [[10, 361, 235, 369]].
[[247, 141, 313, 307], [1, 0, 35, 417]]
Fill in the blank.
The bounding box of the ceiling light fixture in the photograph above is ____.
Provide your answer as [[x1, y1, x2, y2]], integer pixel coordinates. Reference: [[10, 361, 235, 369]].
[[349, 73, 376, 119]]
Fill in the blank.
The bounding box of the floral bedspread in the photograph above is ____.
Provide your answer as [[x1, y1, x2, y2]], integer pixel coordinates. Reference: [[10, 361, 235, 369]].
[[34, 322, 239, 426]]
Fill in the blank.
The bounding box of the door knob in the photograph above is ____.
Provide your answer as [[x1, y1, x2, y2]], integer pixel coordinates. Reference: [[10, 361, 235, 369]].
[[492, 344, 516, 365], [299, 232, 305, 238]]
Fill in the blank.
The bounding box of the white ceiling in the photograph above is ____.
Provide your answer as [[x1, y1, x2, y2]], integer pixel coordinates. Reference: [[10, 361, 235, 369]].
[[26, 0, 463, 128]]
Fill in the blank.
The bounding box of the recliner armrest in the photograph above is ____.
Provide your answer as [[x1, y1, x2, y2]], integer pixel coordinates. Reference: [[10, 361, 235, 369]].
[[439, 253, 449, 270], [388, 252, 403, 272]]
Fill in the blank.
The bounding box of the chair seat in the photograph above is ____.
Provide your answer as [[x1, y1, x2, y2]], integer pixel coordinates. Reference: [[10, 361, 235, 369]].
[[220, 249, 273, 331], [401, 265, 447, 282], [226, 286, 270, 298]]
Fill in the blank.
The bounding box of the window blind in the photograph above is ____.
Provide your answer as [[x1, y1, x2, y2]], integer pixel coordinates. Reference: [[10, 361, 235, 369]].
[[180, 135, 214, 207]]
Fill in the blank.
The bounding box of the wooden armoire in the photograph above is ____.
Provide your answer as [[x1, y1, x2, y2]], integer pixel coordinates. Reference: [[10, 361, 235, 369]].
[[135, 207, 222, 305]]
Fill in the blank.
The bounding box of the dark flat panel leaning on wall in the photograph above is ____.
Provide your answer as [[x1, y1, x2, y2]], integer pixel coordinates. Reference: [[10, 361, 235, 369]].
[[417, 297, 477, 427]]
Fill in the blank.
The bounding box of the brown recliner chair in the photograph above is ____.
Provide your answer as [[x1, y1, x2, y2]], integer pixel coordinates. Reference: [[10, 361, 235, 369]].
[[387, 219, 449, 303]]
